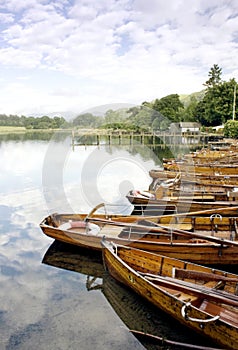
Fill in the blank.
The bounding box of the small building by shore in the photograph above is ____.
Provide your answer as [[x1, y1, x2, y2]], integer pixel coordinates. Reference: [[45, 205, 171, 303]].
[[170, 122, 201, 134]]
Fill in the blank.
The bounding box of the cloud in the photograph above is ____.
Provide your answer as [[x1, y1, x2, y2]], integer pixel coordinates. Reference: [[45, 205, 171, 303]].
[[0, 0, 238, 115]]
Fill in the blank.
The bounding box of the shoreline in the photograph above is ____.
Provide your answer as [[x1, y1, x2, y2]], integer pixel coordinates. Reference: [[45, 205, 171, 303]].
[[0, 126, 72, 134]]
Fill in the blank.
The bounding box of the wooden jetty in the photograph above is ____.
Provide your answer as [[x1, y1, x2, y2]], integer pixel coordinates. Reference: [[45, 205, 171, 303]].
[[71, 129, 223, 149]]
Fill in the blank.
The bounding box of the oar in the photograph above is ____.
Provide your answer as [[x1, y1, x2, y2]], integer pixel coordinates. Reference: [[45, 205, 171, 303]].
[[86, 217, 169, 234], [140, 205, 238, 221], [129, 330, 225, 350], [142, 220, 238, 247], [84, 202, 238, 223], [87, 216, 238, 247], [141, 273, 238, 307], [174, 269, 238, 283]]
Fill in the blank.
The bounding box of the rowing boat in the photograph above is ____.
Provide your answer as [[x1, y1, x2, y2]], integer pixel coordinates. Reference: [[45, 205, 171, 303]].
[[164, 161, 238, 175], [40, 204, 238, 264], [101, 240, 238, 349], [149, 169, 238, 187], [127, 189, 238, 213]]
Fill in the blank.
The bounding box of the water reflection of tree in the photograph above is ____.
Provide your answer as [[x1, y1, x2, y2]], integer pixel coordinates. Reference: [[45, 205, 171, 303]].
[[101, 144, 183, 165]]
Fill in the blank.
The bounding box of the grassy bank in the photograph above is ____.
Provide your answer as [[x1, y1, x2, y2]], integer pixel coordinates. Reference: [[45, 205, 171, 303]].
[[0, 126, 27, 134], [0, 126, 73, 134]]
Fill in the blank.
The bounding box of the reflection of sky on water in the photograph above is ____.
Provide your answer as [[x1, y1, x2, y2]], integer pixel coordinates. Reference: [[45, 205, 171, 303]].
[[0, 138, 150, 349], [65, 145, 155, 212], [41, 135, 156, 213]]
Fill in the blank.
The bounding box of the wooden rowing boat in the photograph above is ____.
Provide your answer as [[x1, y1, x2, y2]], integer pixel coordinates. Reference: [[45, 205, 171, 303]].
[[101, 240, 238, 349], [127, 189, 238, 213], [149, 169, 238, 187], [128, 185, 235, 202], [164, 162, 238, 175], [163, 143, 238, 167], [184, 148, 238, 163], [164, 149, 238, 165], [40, 204, 238, 264]]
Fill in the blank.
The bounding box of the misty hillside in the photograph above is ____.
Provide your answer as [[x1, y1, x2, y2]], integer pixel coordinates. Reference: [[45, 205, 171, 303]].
[[180, 90, 206, 107]]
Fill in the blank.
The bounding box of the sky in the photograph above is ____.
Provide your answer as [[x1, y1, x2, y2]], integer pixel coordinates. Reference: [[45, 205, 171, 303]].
[[0, 0, 238, 117]]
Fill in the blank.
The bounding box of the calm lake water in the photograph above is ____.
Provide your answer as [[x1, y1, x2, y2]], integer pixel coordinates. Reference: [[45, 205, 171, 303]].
[[0, 131, 220, 349]]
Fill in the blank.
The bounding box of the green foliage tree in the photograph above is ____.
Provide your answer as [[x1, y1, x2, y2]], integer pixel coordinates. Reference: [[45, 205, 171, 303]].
[[196, 64, 238, 126], [0, 114, 68, 129], [126, 106, 152, 131], [152, 94, 184, 124], [72, 113, 99, 128], [102, 121, 143, 132], [204, 64, 222, 88], [179, 96, 198, 122], [52, 116, 67, 128], [120, 95, 184, 131], [0, 114, 22, 126], [104, 109, 125, 124], [224, 120, 238, 138]]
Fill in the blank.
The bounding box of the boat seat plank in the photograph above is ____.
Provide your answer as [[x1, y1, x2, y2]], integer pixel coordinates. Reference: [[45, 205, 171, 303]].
[[199, 300, 238, 327], [162, 286, 198, 302], [99, 225, 123, 237], [157, 223, 193, 231]]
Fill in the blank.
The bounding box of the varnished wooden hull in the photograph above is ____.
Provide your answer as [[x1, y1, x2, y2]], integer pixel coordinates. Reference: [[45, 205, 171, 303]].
[[40, 210, 238, 264], [164, 162, 238, 175], [183, 149, 238, 164], [164, 188, 230, 201], [149, 169, 238, 186], [127, 191, 238, 213], [102, 240, 238, 349]]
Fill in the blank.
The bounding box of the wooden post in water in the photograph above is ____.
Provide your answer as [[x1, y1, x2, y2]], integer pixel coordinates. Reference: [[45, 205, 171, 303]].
[[72, 130, 74, 142], [130, 132, 133, 145], [119, 131, 122, 145], [162, 132, 165, 149], [141, 131, 144, 145], [72, 130, 75, 150]]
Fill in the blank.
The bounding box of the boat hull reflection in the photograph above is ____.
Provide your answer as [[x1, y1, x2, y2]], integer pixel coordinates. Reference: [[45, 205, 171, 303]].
[[42, 241, 218, 349]]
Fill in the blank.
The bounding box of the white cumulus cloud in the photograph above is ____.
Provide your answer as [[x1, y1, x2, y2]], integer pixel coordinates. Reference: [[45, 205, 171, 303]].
[[0, 0, 237, 115]]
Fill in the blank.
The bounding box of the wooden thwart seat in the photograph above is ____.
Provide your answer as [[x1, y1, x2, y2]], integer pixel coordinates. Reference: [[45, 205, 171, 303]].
[[173, 268, 238, 283], [199, 300, 238, 327], [158, 223, 193, 231]]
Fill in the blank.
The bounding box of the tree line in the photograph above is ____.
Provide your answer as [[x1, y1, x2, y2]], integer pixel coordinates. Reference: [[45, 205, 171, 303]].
[[0, 114, 68, 129], [1, 64, 238, 136]]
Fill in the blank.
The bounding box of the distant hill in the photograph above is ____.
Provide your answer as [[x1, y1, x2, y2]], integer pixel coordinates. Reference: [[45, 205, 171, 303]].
[[80, 103, 136, 117], [180, 90, 206, 107], [28, 93, 206, 120], [30, 111, 78, 121]]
